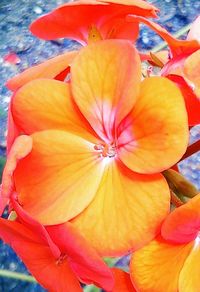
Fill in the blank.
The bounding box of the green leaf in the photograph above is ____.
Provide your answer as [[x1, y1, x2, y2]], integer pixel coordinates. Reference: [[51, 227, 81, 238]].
[[84, 285, 100, 292]]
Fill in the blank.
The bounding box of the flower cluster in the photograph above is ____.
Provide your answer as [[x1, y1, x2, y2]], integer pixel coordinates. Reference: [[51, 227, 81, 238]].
[[1, 0, 200, 291]]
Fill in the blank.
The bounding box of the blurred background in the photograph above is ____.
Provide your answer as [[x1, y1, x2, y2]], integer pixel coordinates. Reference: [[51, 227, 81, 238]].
[[0, 0, 199, 291]]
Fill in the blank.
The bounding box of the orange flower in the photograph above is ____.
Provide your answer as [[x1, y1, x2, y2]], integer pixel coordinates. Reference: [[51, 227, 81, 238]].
[[0, 195, 114, 291], [130, 193, 200, 292], [127, 15, 200, 125], [3, 40, 188, 256], [30, 0, 158, 45]]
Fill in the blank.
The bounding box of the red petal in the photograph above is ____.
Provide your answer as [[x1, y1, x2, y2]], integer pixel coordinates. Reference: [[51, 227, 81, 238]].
[[47, 223, 114, 290]]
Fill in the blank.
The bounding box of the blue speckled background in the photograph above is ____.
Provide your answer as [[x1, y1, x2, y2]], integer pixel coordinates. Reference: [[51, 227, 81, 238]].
[[0, 0, 199, 291]]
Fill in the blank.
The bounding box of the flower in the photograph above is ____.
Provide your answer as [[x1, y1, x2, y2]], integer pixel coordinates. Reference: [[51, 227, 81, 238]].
[[127, 15, 200, 125], [30, 0, 158, 45], [0, 195, 114, 291], [130, 193, 200, 292], [2, 40, 188, 256]]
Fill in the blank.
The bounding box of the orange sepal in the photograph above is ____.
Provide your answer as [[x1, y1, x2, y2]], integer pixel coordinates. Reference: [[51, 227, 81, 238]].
[[111, 268, 136, 292], [162, 193, 200, 243], [14, 130, 106, 224], [130, 236, 193, 292], [7, 51, 78, 91], [71, 40, 141, 142], [118, 77, 189, 174], [71, 160, 170, 256]]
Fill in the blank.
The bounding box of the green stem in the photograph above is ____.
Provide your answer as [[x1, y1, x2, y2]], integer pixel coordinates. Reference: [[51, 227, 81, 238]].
[[151, 23, 191, 53], [0, 269, 36, 283]]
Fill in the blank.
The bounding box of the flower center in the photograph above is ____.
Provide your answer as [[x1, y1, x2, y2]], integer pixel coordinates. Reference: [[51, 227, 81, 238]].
[[94, 143, 117, 158]]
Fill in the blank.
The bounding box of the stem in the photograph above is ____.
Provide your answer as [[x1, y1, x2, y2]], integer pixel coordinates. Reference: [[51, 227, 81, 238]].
[[151, 23, 191, 53], [0, 269, 36, 283], [170, 190, 184, 207], [180, 139, 200, 161], [163, 169, 199, 198]]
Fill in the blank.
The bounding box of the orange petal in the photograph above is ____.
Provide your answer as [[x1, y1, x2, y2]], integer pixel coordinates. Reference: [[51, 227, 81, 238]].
[[161, 194, 200, 244], [0, 218, 82, 292], [127, 16, 200, 57], [179, 242, 200, 292], [118, 77, 189, 174], [71, 40, 141, 142], [14, 130, 106, 224], [111, 268, 136, 292], [183, 49, 200, 97], [187, 16, 200, 43], [12, 79, 98, 142], [0, 135, 32, 214], [71, 160, 170, 256], [30, 0, 158, 44], [130, 236, 193, 292], [7, 51, 77, 91]]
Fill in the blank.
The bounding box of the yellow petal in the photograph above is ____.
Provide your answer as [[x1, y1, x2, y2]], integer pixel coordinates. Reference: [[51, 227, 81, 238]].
[[71, 161, 170, 256]]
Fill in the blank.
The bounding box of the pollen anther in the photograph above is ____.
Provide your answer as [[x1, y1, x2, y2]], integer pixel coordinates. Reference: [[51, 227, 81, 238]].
[[94, 143, 116, 158]]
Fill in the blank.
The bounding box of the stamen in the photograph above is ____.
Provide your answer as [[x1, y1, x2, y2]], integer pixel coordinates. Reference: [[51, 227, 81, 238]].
[[56, 253, 68, 265], [94, 143, 116, 158], [88, 25, 103, 43]]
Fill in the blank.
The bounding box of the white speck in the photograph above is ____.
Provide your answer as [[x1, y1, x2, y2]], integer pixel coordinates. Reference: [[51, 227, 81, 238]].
[[33, 6, 43, 14]]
